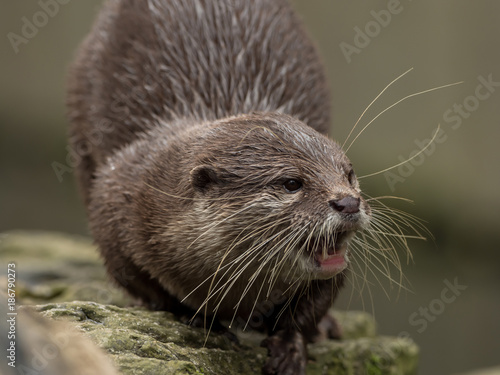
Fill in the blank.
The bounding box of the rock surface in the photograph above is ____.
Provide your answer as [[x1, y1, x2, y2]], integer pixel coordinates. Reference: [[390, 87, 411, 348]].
[[0, 231, 419, 374]]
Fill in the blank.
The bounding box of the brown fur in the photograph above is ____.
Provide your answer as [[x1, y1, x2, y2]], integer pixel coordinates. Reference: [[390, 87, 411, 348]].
[[67, 1, 370, 374], [67, 0, 331, 205]]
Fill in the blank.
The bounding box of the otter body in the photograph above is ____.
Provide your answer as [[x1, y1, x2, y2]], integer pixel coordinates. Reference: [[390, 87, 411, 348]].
[[67, 1, 371, 373]]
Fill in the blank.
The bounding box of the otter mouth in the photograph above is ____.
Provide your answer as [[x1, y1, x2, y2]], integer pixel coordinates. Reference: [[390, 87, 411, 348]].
[[306, 231, 355, 278]]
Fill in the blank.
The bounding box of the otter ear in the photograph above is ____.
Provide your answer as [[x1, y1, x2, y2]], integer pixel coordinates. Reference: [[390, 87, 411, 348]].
[[190, 165, 220, 191]]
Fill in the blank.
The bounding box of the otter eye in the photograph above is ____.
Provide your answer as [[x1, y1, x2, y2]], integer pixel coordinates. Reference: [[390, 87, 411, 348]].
[[283, 179, 302, 193], [348, 169, 356, 186]]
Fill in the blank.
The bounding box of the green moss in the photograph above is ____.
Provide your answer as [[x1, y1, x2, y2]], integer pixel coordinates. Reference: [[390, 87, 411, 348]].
[[24, 301, 418, 375], [366, 354, 383, 375], [3, 231, 420, 375]]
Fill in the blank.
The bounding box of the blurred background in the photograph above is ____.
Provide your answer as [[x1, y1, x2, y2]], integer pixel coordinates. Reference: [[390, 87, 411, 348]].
[[1, 1, 499, 374]]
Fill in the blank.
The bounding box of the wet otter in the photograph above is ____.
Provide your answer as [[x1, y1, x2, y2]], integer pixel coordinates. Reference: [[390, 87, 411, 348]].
[[67, 0, 372, 373]]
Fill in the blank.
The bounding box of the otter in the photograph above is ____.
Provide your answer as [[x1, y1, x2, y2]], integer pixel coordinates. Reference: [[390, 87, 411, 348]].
[[67, 0, 372, 373]]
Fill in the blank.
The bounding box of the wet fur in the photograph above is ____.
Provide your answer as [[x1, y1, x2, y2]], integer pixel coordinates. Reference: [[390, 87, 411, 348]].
[[67, 1, 371, 373], [67, 0, 331, 205]]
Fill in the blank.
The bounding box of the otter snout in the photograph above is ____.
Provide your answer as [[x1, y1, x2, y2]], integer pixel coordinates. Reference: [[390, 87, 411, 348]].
[[329, 196, 360, 214]]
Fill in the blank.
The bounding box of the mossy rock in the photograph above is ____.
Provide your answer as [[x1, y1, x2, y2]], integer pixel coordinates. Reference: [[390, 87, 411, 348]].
[[27, 301, 417, 375], [0, 231, 419, 374], [0, 231, 129, 306]]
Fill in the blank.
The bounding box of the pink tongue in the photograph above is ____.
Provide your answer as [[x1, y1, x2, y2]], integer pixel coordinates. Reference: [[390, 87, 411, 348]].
[[318, 253, 344, 266]]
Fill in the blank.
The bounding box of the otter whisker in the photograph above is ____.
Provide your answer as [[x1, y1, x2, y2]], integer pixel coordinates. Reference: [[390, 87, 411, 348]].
[[367, 230, 425, 241], [211, 226, 292, 315], [365, 220, 408, 257], [345, 81, 463, 153], [237, 229, 305, 331], [234, 227, 305, 326], [273, 223, 329, 327], [342, 67, 414, 150], [352, 236, 399, 263], [345, 251, 377, 314], [360, 227, 403, 283], [198, 221, 291, 339], [357, 125, 443, 179], [181, 211, 286, 305], [186, 201, 260, 250], [242, 227, 307, 328], [352, 226, 414, 297], [227, 213, 289, 252], [354, 233, 392, 282], [354, 227, 401, 285], [368, 212, 420, 265], [357, 245, 411, 294], [202, 231, 283, 341], [354, 238, 396, 285], [365, 195, 414, 203], [262, 226, 310, 312], [364, 198, 430, 257], [349, 236, 372, 293], [197, 222, 289, 315], [205, 211, 286, 283], [268, 226, 309, 296], [273, 278, 306, 331], [367, 202, 426, 252], [204, 233, 286, 337], [350, 242, 393, 303], [199, 206, 285, 337], [371, 204, 430, 238], [184, 220, 289, 339]]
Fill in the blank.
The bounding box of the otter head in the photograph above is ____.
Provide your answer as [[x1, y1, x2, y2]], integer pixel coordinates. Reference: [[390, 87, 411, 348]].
[[186, 113, 371, 284]]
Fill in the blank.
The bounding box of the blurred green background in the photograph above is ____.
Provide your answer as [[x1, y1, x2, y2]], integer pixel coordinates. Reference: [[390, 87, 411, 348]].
[[1, 1, 499, 374]]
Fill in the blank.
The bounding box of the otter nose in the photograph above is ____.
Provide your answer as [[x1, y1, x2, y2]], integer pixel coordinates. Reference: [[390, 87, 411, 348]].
[[329, 196, 360, 214]]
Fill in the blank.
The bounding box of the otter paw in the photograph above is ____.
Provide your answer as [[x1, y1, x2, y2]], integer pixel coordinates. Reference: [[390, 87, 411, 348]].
[[261, 330, 306, 375]]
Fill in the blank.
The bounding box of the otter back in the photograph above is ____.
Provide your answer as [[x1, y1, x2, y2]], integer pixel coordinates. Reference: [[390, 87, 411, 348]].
[[67, 0, 331, 203]]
